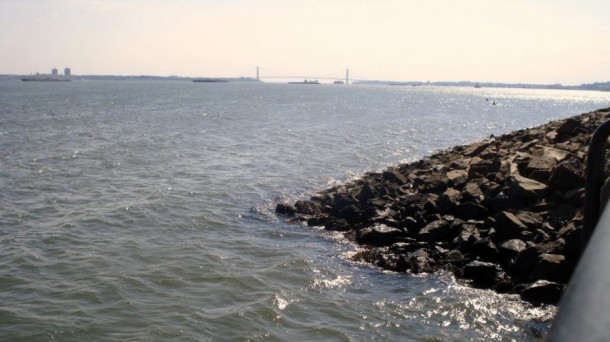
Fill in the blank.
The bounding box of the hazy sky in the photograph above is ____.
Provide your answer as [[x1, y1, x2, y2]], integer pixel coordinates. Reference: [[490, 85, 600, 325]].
[[1, 0, 609, 84]]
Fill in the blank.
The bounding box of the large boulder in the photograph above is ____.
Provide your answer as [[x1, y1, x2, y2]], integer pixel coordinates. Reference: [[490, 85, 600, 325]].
[[495, 211, 528, 240], [418, 219, 453, 242], [508, 175, 547, 200], [548, 159, 585, 192], [521, 280, 564, 304]]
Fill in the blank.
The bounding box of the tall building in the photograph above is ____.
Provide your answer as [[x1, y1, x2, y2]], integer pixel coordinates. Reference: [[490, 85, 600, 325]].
[[51, 68, 58, 76], [64, 68, 71, 76]]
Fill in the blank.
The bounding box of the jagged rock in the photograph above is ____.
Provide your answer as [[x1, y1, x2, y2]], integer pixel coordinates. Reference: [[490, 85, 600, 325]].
[[548, 159, 585, 192], [444, 249, 464, 264], [463, 260, 498, 287], [468, 157, 501, 178], [557, 118, 582, 136], [418, 173, 449, 194], [455, 201, 489, 220], [558, 223, 582, 260], [294, 200, 321, 215], [453, 223, 480, 252], [407, 248, 436, 273], [356, 224, 405, 246], [335, 204, 362, 223], [418, 219, 453, 242], [515, 211, 544, 229], [510, 246, 540, 276], [464, 140, 493, 157], [499, 239, 527, 263], [382, 170, 408, 186], [447, 169, 468, 187], [471, 238, 500, 262], [276, 203, 296, 216], [357, 182, 377, 204], [521, 280, 564, 304], [530, 253, 566, 282], [495, 211, 528, 239], [324, 219, 350, 231], [508, 175, 547, 199], [463, 182, 484, 201], [438, 188, 461, 213]]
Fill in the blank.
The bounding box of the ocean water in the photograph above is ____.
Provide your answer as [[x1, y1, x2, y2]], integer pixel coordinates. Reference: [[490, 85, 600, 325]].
[[1, 80, 609, 341]]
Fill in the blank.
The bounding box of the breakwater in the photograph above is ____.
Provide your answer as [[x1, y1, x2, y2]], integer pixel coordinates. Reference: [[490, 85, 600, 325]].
[[278, 107, 610, 304]]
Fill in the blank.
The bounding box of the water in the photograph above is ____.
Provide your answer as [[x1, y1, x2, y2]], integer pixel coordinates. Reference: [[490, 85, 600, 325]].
[[1, 80, 609, 341]]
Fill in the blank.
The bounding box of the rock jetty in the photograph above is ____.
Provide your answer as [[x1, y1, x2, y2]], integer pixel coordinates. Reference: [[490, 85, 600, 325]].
[[276, 108, 610, 304]]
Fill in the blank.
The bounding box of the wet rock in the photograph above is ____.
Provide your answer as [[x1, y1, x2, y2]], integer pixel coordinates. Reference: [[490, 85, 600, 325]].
[[276, 203, 296, 216], [407, 249, 435, 273], [463, 260, 498, 287], [357, 182, 378, 205], [324, 219, 350, 231], [294, 200, 321, 215], [356, 224, 405, 246], [444, 249, 465, 264], [335, 204, 362, 223], [521, 280, 564, 304]]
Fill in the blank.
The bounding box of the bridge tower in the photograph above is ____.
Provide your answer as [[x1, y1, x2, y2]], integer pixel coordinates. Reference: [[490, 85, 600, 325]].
[[346, 69, 349, 85]]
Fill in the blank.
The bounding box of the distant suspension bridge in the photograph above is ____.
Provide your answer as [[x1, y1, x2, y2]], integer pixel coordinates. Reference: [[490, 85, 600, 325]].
[[236, 67, 372, 84]]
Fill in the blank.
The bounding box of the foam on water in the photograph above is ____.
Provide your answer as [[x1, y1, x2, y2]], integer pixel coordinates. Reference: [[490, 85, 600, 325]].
[[1, 80, 609, 340]]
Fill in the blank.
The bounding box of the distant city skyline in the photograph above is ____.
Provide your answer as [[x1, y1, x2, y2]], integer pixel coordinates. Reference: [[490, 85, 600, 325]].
[[1, 0, 609, 85]]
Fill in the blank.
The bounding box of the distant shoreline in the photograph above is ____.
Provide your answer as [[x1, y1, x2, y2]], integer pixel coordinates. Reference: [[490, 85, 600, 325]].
[[1, 74, 608, 91]]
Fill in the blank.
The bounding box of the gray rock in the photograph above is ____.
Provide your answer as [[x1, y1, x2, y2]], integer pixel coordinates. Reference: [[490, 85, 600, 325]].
[[383, 170, 408, 186], [356, 224, 405, 246], [508, 175, 547, 199], [418, 219, 453, 242], [548, 160, 585, 192], [407, 248, 435, 273], [498, 239, 527, 263]]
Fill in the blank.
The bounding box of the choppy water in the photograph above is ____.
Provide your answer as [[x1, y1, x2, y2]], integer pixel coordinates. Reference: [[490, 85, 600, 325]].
[[2, 80, 609, 341]]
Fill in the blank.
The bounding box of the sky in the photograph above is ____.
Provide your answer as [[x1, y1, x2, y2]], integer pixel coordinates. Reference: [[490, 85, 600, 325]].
[[1, 0, 609, 85]]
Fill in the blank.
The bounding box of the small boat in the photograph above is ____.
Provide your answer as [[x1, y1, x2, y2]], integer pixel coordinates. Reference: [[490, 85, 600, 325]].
[[333, 80, 344, 85], [474, 84, 481, 88]]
